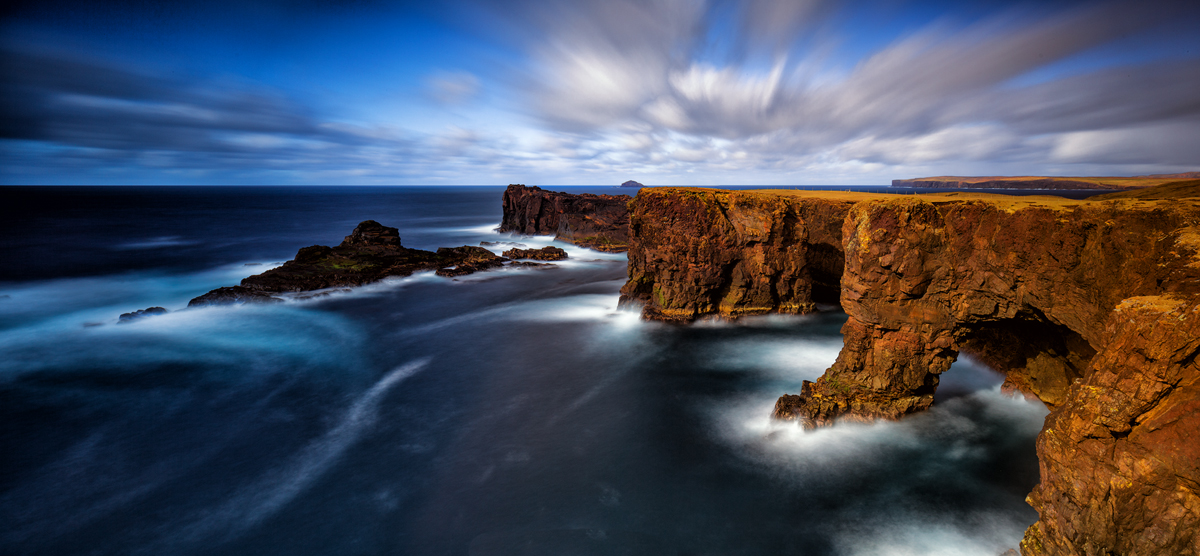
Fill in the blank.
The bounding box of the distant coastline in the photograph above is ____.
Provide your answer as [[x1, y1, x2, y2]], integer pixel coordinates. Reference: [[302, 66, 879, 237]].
[[892, 172, 1200, 190]]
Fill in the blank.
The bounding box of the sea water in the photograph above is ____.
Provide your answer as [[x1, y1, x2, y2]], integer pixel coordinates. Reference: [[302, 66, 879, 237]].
[[1, 186, 1051, 556]]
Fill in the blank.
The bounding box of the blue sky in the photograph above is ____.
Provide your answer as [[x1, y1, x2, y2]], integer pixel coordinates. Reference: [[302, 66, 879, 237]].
[[2, 0, 1197, 185]]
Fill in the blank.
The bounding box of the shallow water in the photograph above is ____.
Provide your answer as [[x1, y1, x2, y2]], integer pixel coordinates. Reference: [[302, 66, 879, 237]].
[[1, 186, 1046, 556]]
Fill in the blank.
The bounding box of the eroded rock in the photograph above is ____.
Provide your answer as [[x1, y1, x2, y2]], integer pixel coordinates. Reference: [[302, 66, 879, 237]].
[[190, 220, 513, 305], [620, 181, 1200, 554], [502, 246, 568, 261], [117, 306, 169, 323], [499, 184, 631, 252], [618, 188, 851, 321]]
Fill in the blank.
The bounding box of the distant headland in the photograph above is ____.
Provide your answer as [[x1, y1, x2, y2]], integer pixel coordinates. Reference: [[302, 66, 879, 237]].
[[892, 172, 1199, 190]]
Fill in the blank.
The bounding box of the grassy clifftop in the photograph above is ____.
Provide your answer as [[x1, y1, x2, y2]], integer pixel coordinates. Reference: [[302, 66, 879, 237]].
[[892, 172, 1200, 190]]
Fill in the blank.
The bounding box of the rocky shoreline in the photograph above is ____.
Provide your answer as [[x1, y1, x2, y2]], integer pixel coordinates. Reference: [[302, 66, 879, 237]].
[[605, 180, 1200, 556], [187, 220, 520, 306], [121, 219, 573, 318], [116, 181, 1200, 554]]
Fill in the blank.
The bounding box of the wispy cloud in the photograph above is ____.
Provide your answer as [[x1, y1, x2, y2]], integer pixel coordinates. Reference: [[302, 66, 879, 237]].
[[2, 0, 1198, 184]]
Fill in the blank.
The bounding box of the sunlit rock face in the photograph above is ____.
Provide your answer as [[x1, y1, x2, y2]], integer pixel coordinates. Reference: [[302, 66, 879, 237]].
[[618, 188, 851, 322], [499, 184, 631, 252], [620, 182, 1200, 555], [1022, 296, 1200, 556]]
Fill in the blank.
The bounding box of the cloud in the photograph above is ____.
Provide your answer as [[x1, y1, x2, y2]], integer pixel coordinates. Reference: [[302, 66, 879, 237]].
[[0, 42, 429, 182], [425, 70, 481, 105], [1, 47, 318, 148], [3, 0, 1198, 184], [511, 0, 1200, 173]]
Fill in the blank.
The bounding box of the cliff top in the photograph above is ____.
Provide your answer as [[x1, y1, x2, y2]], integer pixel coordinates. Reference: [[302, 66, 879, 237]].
[[893, 173, 1199, 189], [640, 182, 1200, 213]]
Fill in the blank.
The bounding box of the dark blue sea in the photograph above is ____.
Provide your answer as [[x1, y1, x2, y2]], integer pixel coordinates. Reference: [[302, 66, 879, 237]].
[[1, 186, 1064, 556]]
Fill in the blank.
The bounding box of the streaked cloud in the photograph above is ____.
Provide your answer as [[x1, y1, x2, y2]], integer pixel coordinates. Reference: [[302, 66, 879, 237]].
[[2, 0, 1198, 184]]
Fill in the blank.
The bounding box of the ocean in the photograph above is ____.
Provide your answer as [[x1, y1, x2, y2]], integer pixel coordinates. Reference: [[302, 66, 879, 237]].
[[1, 186, 1054, 556]]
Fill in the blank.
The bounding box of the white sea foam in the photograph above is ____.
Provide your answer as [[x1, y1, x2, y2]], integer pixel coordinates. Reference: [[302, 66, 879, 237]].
[[697, 330, 1047, 556], [837, 517, 1028, 556], [459, 222, 503, 235], [0, 262, 283, 330], [0, 301, 363, 381], [111, 236, 201, 250], [695, 336, 841, 382]]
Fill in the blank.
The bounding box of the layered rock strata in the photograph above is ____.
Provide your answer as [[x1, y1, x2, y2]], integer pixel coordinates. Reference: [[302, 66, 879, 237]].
[[499, 184, 631, 252], [620, 183, 1200, 555], [189, 220, 508, 306], [618, 188, 852, 321]]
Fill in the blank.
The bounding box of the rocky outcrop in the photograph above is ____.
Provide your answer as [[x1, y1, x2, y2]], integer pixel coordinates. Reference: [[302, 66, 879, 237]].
[[433, 246, 506, 277], [189, 220, 509, 306], [618, 188, 853, 321], [499, 184, 631, 252], [781, 191, 1200, 426], [502, 246, 568, 261], [1021, 295, 1200, 556], [117, 306, 168, 323], [189, 286, 284, 306], [620, 182, 1200, 555]]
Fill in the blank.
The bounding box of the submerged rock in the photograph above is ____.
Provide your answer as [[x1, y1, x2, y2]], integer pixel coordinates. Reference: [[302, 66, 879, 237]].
[[502, 246, 568, 261], [435, 246, 506, 277], [117, 306, 169, 323], [188, 286, 284, 307]]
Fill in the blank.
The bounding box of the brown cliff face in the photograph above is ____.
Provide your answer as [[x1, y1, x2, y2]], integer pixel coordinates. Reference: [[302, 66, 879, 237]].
[[618, 188, 851, 321], [793, 196, 1200, 422], [622, 184, 1200, 555], [499, 184, 631, 252], [1021, 296, 1200, 556]]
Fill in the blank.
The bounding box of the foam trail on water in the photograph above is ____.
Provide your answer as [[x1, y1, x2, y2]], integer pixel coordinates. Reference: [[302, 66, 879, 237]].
[[157, 358, 430, 550], [0, 263, 282, 331], [838, 518, 1028, 556]]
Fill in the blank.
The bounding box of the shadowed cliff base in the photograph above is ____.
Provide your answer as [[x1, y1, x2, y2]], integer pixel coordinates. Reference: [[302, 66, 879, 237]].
[[619, 180, 1200, 556]]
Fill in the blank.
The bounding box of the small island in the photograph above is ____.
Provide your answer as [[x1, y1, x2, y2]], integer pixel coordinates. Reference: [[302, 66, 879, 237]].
[[620, 180, 644, 188]]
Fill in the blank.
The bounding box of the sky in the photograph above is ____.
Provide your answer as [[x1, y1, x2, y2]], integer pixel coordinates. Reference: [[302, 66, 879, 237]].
[[1, 0, 1198, 185]]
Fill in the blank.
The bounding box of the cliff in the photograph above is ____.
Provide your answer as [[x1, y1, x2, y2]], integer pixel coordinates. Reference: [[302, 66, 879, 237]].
[[618, 188, 852, 321], [892, 174, 1199, 190], [189, 220, 507, 306], [499, 184, 631, 252], [621, 182, 1200, 555]]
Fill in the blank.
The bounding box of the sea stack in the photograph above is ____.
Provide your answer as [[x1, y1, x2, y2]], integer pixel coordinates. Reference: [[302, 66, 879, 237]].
[[499, 184, 631, 252]]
